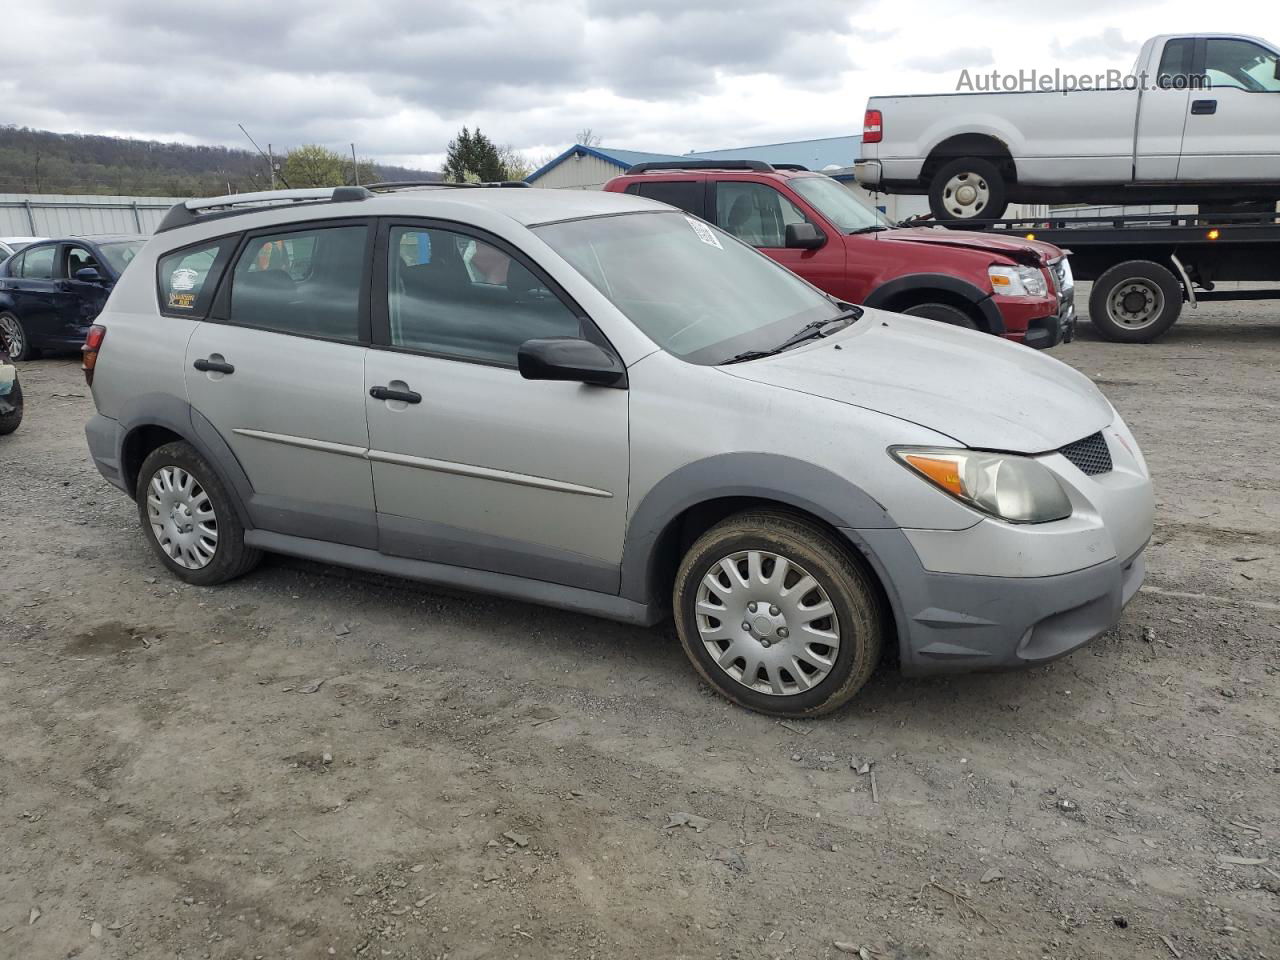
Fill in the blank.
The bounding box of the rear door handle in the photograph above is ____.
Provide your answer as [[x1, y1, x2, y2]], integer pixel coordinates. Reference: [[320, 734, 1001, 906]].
[[1190, 99, 1217, 115], [370, 385, 422, 404], [193, 357, 235, 374]]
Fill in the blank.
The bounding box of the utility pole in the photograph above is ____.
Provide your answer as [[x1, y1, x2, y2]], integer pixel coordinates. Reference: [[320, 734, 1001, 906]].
[[268, 143, 277, 190], [351, 143, 360, 186]]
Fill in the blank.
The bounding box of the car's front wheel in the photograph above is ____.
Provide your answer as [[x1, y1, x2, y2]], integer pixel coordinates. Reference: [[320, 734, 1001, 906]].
[[135, 441, 260, 586], [673, 510, 885, 717]]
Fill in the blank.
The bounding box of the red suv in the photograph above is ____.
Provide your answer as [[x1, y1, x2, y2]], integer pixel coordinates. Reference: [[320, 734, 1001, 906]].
[[604, 161, 1075, 349]]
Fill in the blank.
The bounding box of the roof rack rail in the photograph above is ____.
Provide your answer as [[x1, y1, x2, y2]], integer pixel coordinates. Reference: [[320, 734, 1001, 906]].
[[365, 180, 532, 191], [623, 160, 810, 175], [156, 185, 373, 233]]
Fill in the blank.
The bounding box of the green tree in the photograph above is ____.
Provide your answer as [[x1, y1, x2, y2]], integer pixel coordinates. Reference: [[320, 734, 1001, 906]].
[[283, 144, 377, 188], [443, 127, 506, 183]]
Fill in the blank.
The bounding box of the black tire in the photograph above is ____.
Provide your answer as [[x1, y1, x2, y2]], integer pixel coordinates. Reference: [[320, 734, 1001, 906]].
[[673, 509, 885, 717], [1088, 260, 1182, 344], [135, 441, 260, 586], [928, 157, 1009, 223], [0, 312, 36, 361], [901, 302, 979, 329], [0, 379, 21, 436]]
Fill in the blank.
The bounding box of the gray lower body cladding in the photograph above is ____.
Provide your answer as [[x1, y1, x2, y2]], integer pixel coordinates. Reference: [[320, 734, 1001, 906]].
[[848, 526, 1145, 675]]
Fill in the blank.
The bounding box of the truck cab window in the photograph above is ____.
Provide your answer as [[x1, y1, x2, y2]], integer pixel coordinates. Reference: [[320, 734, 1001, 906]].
[[1156, 38, 1195, 85], [1204, 38, 1280, 92]]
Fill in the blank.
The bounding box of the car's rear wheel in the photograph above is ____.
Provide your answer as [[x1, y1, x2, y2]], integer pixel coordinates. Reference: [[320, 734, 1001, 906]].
[[0, 312, 35, 361], [0, 379, 21, 436], [673, 510, 885, 717], [135, 441, 260, 586], [928, 157, 1009, 223], [901, 302, 979, 329]]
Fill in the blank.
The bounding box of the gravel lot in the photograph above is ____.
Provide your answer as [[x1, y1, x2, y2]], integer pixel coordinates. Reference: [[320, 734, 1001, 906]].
[[2, 294, 1277, 960]]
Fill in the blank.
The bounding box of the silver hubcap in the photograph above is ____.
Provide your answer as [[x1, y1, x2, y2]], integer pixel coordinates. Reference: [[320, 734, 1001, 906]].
[[1107, 279, 1164, 329], [695, 550, 841, 697], [0, 316, 23, 356], [942, 172, 990, 218], [147, 466, 218, 569]]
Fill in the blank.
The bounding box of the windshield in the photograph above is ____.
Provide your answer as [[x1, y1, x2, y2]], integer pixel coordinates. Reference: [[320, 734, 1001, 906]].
[[97, 240, 144, 274], [789, 176, 891, 232], [534, 212, 845, 365]]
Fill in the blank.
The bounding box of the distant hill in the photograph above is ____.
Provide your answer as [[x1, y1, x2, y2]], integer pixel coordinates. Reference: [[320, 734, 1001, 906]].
[[0, 125, 440, 196]]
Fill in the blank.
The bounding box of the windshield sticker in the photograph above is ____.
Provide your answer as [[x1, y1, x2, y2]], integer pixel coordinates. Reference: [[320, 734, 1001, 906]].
[[170, 267, 201, 291], [685, 216, 723, 250], [168, 292, 196, 310]]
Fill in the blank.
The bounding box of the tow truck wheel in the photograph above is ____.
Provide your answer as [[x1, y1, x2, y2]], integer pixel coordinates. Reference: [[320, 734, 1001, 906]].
[[1088, 260, 1183, 343], [928, 157, 1009, 224]]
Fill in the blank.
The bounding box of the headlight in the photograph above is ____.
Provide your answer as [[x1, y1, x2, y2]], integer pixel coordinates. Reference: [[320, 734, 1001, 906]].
[[989, 264, 1048, 298], [891, 447, 1072, 523]]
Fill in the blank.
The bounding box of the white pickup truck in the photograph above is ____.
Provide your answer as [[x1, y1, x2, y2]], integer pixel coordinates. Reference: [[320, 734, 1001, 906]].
[[855, 33, 1280, 221]]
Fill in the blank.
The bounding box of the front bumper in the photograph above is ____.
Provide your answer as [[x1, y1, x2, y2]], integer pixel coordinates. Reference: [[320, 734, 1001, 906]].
[[997, 294, 1075, 349], [849, 525, 1146, 675]]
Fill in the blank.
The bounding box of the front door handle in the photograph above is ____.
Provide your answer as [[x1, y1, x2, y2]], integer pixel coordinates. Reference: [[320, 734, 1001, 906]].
[[1190, 99, 1217, 115], [193, 357, 235, 374], [370, 385, 422, 404]]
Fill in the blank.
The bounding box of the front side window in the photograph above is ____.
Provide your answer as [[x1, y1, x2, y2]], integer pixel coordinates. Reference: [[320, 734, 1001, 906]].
[[21, 245, 54, 280], [229, 225, 367, 342], [535, 211, 845, 365], [388, 226, 581, 365], [1205, 38, 1280, 92], [1157, 37, 1196, 84], [64, 245, 102, 279], [714, 182, 809, 248], [789, 176, 890, 233], [158, 239, 233, 316]]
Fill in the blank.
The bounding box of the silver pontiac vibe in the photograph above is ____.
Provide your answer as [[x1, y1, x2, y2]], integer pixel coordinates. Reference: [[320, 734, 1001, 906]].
[[84, 184, 1153, 716]]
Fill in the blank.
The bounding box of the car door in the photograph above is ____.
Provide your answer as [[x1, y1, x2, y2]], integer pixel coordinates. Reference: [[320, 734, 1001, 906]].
[[711, 180, 848, 299], [183, 220, 379, 549], [365, 220, 629, 593], [54, 243, 112, 337], [1177, 37, 1280, 181], [1134, 37, 1194, 181], [8, 244, 60, 341]]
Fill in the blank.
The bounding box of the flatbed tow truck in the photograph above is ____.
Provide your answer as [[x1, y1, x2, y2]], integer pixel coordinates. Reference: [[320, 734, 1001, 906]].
[[922, 209, 1280, 342]]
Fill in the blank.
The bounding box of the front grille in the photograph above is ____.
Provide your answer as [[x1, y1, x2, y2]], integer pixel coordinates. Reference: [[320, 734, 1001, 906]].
[[1059, 431, 1112, 476]]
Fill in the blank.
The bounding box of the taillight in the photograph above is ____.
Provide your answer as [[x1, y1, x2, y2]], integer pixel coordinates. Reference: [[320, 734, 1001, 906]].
[[863, 108, 883, 144], [83, 324, 106, 385]]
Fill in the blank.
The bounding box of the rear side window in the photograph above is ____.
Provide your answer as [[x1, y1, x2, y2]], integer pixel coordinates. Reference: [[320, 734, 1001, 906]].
[[627, 180, 704, 217], [228, 225, 368, 343], [21, 245, 55, 280], [158, 239, 234, 317]]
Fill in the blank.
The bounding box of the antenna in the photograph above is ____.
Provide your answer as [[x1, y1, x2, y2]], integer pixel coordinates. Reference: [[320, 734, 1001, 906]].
[[238, 123, 291, 189]]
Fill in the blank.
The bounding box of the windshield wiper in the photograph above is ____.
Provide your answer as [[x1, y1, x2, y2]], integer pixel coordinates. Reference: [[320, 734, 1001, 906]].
[[720, 308, 861, 365], [849, 225, 889, 234]]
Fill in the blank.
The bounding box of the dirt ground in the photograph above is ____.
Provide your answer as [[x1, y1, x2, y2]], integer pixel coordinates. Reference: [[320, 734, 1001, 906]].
[[2, 292, 1277, 960]]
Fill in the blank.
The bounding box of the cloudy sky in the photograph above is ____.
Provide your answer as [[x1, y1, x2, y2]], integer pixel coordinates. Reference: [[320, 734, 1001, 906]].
[[5, 0, 1276, 170]]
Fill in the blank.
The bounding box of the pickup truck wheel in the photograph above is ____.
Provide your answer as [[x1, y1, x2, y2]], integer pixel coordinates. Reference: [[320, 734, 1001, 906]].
[[901, 302, 979, 330], [928, 158, 1008, 223], [673, 509, 885, 717], [1088, 261, 1182, 343]]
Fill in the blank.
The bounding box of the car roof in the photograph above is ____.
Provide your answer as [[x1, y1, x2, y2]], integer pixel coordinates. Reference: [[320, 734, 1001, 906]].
[[14, 234, 144, 247]]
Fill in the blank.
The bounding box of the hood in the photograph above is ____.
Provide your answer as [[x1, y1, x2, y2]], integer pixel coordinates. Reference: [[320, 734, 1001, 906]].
[[883, 226, 1062, 266], [720, 309, 1112, 452]]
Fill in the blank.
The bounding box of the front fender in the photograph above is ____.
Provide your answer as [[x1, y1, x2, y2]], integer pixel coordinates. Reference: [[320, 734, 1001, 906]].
[[863, 273, 1004, 334]]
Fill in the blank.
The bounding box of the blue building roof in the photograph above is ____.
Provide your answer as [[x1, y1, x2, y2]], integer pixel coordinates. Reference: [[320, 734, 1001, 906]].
[[524, 135, 864, 184], [686, 135, 863, 172], [526, 144, 683, 183]]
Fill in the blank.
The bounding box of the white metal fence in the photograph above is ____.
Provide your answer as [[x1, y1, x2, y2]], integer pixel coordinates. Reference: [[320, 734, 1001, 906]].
[[0, 193, 185, 237]]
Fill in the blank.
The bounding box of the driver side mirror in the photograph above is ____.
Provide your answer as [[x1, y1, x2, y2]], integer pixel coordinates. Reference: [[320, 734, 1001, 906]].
[[518, 337, 626, 388], [74, 267, 104, 284], [785, 222, 825, 250]]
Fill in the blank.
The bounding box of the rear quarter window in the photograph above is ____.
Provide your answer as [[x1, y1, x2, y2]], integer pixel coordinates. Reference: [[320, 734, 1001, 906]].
[[157, 238, 235, 318]]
